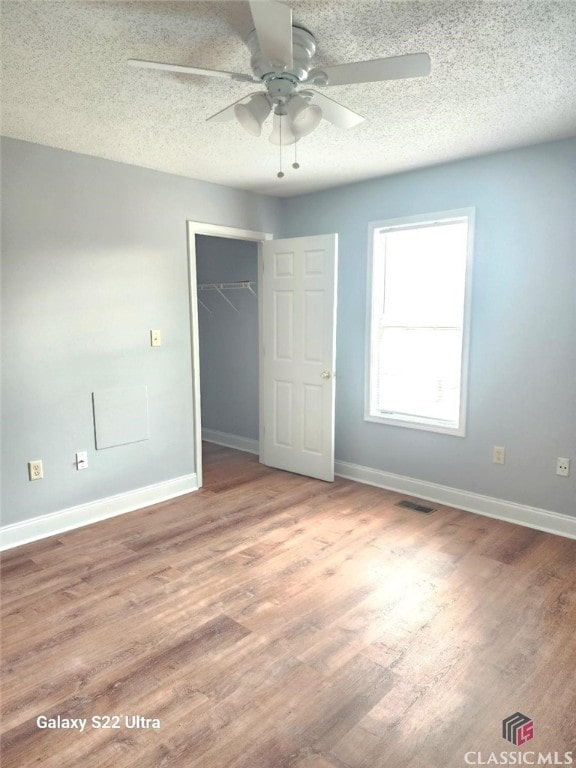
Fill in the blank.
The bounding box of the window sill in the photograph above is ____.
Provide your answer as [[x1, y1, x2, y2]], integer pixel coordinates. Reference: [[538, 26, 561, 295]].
[[364, 411, 465, 437]]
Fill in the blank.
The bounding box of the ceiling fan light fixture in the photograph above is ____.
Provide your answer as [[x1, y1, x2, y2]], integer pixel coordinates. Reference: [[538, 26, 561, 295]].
[[129, 0, 432, 177], [286, 94, 322, 137], [234, 93, 271, 136], [269, 112, 298, 145]]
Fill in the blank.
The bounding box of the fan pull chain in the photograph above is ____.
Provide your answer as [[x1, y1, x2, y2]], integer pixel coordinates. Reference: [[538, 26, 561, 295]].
[[293, 141, 300, 169], [277, 117, 284, 178]]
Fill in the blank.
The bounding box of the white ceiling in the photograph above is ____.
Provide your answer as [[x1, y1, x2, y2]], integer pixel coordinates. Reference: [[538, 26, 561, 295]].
[[2, 0, 575, 197]]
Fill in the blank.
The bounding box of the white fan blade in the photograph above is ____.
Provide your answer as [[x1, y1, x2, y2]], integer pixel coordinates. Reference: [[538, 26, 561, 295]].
[[306, 90, 365, 129], [128, 58, 256, 83], [206, 94, 261, 123], [310, 52, 431, 87], [249, 1, 293, 70]]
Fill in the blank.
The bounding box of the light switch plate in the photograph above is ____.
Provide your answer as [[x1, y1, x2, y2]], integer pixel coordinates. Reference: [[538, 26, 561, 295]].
[[150, 329, 161, 347]]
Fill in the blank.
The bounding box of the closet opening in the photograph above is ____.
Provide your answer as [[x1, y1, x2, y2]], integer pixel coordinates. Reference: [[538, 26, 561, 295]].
[[195, 234, 260, 476]]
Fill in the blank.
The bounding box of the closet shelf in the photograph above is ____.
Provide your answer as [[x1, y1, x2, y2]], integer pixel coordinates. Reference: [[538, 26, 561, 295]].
[[198, 281, 256, 292], [197, 281, 256, 314]]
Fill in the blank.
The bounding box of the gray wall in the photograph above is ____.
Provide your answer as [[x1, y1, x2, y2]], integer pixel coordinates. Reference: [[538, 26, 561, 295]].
[[1, 138, 280, 525], [280, 138, 576, 516], [2, 136, 574, 528], [196, 236, 259, 440]]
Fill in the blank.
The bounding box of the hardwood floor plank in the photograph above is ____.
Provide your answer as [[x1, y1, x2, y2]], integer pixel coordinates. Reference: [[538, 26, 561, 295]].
[[2, 444, 575, 768]]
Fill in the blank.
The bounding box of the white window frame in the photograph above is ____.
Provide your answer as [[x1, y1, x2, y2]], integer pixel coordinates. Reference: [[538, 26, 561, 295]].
[[364, 208, 475, 437]]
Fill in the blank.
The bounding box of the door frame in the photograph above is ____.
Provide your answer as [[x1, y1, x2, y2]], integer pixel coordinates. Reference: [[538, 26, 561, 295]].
[[187, 221, 273, 487]]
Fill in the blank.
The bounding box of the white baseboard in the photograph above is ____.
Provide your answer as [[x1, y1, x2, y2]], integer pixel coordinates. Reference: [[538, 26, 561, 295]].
[[202, 429, 259, 455], [334, 460, 576, 540], [0, 473, 198, 551], [12, 437, 568, 550], [202, 432, 575, 539]]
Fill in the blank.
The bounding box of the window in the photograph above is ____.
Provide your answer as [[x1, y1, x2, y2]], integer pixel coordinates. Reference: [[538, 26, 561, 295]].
[[365, 209, 474, 436]]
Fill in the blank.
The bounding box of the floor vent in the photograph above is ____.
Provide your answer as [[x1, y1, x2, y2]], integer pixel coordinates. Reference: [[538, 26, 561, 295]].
[[396, 500, 436, 514]]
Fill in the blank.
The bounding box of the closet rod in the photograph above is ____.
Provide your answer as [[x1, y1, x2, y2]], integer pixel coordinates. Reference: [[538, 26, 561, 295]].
[[198, 281, 256, 294], [197, 281, 257, 313]]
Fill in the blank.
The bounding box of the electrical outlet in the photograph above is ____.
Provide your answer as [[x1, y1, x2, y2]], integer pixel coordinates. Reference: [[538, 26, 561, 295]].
[[28, 460, 43, 480], [493, 446, 506, 465], [556, 457, 570, 477], [150, 329, 161, 347]]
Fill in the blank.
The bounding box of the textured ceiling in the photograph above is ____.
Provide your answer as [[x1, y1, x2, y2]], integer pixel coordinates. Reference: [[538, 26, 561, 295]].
[[2, 0, 575, 197]]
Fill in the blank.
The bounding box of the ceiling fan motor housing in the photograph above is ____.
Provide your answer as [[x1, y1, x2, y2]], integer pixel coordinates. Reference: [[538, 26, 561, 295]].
[[247, 25, 316, 82]]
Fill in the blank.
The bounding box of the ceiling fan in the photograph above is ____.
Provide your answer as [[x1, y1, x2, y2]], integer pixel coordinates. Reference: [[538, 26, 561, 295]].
[[128, 1, 430, 155]]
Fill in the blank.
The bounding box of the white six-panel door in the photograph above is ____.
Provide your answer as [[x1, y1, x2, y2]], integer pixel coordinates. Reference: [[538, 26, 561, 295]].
[[260, 234, 338, 481]]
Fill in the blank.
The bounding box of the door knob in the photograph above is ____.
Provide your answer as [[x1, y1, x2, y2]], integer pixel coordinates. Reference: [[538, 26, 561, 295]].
[[320, 370, 332, 379]]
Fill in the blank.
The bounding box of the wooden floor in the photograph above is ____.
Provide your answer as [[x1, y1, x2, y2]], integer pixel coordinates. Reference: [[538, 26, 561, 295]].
[[2, 444, 575, 768]]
